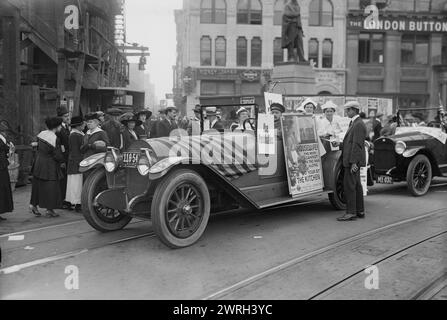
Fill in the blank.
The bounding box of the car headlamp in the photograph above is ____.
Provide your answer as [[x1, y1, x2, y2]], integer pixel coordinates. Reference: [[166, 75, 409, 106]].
[[395, 141, 407, 155], [104, 147, 121, 173], [137, 148, 156, 176]]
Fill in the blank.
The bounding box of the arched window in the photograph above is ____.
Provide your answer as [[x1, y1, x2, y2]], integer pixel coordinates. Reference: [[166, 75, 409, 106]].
[[200, 36, 212, 66], [322, 39, 333, 68], [273, 37, 283, 65], [215, 36, 226, 66], [237, 37, 248, 66], [308, 38, 319, 67], [237, 0, 263, 25], [201, 0, 227, 24], [251, 37, 262, 67], [274, 0, 286, 25], [309, 0, 333, 27]]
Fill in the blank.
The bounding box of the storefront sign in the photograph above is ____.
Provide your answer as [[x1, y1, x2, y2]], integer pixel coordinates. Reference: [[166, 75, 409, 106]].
[[348, 15, 447, 33], [197, 68, 267, 81], [282, 115, 324, 197], [240, 96, 256, 105]]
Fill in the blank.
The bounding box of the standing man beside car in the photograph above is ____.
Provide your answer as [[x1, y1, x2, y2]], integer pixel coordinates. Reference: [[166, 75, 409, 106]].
[[337, 101, 367, 222], [157, 107, 179, 138]]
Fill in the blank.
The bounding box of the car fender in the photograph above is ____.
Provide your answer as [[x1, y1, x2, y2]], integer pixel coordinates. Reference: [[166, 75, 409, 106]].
[[403, 147, 424, 158], [79, 153, 106, 173], [321, 151, 342, 191]]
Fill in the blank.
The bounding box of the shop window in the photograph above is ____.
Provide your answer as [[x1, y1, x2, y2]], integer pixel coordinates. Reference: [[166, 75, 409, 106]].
[[237, 37, 248, 66], [201, 0, 227, 24], [215, 37, 226, 66], [322, 39, 333, 68], [358, 33, 384, 64], [200, 36, 212, 66], [309, 0, 333, 27], [274, 0, 286, 25], [201, 81, 235, 96], [237, 0, 263, 25], [273, 37, 283, 65], [308, 38, 319, 67], [251, 37, 262, 67], [401, 34, 429, 65]]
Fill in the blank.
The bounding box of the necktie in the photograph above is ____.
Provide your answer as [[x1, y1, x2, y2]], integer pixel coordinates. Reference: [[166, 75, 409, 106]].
[[349, 120, 353, 128]]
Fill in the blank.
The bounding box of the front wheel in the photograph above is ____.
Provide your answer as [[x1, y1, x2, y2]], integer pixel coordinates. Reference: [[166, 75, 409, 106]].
[[329, 162, 346, 211], [81, 168, 132, 232], [151, 169, 210, 249], [406, 155, 432, 197]]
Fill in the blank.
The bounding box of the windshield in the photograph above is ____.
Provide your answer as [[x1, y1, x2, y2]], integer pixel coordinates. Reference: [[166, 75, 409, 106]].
[[200, 105, 257, 133]]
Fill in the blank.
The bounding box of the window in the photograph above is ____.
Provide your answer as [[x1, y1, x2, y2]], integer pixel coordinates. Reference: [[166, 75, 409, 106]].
[[215, 37, 226, 66], [401, 34, 429, 65], [322, 39, 333, 68], [201, 81, 235, 96], [309, 0, 333, 27], [201, 0, 227, 24], [200, 36, 212, 66], [273, 37, 283, 65], [237, 0, 263, 25], [237, 37, 248, 66], [308, 38, 319, 67], [274, 0, 286, 25], [358, 33, 384, 64], [387, 0, 431, 12], [251, 37, 262, 67]]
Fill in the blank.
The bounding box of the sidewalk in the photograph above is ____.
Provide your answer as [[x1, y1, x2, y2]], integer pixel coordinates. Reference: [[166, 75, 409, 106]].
[[0, 184, 84, 236]]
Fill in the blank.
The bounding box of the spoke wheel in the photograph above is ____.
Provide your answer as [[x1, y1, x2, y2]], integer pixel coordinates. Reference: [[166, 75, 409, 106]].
[[151, 169, 210, 249], [93, 178, 123, 223], [407, 155, 432, 197]]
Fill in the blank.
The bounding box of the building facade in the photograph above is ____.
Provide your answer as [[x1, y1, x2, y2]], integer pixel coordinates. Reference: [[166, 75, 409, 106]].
[[174, 0, 348, 116], [346, 0, 447, 119]]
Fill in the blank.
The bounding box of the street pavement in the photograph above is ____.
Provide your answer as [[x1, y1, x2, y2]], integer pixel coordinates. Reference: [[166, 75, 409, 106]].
[[0, 179, 446, 300]]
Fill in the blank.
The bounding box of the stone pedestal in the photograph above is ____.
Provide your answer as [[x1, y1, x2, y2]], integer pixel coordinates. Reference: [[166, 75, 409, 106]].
[[271, 62, 317, 96]]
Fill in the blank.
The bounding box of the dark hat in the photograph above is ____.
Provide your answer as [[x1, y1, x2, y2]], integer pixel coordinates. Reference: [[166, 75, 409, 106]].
[[71, 116, 84, 127], [106, 108, 123, 116], [136, 109, 153, 118], [45, 117, 63, 130], [165, 106, 178, 114], [85, 113, 101, 121], [121, 116, 142, 127], [57, 106, 69, 117], [270, 103, 285, 113]]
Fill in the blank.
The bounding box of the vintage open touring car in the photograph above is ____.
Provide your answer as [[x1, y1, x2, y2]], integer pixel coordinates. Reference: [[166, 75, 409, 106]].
[[79, 104, 363, 248], [373, 126, 447, 196]]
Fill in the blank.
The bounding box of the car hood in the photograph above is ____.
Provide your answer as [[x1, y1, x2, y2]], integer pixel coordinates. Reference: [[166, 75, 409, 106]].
[[384, 131, 433, 144]]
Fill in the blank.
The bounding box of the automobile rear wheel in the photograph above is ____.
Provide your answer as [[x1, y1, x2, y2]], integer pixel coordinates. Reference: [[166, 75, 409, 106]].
[[329, 162, 346, 211], [151, 169, 210, 249], [81, 168, 132, 232], [406, 155, 432, 197]]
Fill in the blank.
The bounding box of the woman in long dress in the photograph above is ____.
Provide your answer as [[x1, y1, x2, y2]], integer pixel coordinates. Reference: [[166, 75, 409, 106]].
[[30, 117, 65, 218], [66, 116, 85, 212], [81, 113, 110, 159], [0, 122, 14, 221]]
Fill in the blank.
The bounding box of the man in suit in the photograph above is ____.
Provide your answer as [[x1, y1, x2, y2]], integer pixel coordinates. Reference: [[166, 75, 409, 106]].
[[337, 101, 367, 222], [101, 108, 123, 149], [56, 106, 71, 210], [205, 107, 225, 132], [157, 107, 179, 138]]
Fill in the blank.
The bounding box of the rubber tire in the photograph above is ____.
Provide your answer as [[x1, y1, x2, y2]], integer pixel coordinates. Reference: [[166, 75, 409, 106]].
[[81, 168, 132, 232], [151, 169, 211, 249], [328, 162, 347, 211], [406, 155, 432, 197]]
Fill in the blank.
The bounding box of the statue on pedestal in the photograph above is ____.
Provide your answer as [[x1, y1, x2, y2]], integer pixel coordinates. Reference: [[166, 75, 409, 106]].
[[282, 0, 307, 63]]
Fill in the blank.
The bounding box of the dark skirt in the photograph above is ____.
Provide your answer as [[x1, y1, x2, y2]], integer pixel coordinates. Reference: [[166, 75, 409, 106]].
[[30, 177, 62, 210], [0, 168, 13, 214]]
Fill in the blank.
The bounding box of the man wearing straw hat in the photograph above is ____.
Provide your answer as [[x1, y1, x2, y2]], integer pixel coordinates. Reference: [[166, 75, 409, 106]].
[[337, 101, 367, 222]]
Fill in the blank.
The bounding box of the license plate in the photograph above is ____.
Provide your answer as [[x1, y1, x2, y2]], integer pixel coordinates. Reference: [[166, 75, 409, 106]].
[[122, 152, 140, 168], [377, 175, 393, 184]]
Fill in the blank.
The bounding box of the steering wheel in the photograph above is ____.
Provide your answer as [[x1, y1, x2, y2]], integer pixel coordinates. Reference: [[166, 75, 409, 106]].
[[243, 118, 256, 131]]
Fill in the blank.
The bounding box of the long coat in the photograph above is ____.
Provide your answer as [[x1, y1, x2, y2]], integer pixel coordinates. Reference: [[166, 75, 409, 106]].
[[81, 130, 110, 159], [121, 128, 138, 151], [57, 124, 70, 162], [0, 136, 13, 214], [135, 122, 151, 139], [342, 117, 367, 168], [67, 130, 84, 174], [157, 119, 179, 138], [102, 119, 122, 149]]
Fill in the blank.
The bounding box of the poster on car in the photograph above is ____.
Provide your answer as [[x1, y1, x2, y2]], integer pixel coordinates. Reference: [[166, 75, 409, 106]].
[[264, 92, 283, 114], [257, 114, 276, 155], [281, 114, 325, 197]]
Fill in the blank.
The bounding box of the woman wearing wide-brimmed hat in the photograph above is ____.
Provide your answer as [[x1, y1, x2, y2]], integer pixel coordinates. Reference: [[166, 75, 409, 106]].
[[66, 116, 85, 212], [81, 113, 110, 159], [134, 109, 153, 139], [0, 122, 14, 221], [30, 117, 65, 218], [121, 115, 142, 151]]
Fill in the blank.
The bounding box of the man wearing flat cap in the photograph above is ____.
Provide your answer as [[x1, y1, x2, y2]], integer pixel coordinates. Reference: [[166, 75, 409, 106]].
[[157, 106, 179, 138], [338, 101, 367, 222], [101, 108, 123, 149]]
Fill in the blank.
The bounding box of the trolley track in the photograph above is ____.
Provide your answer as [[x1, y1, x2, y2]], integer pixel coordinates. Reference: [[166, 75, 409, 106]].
[[202, 207, 447, 300]]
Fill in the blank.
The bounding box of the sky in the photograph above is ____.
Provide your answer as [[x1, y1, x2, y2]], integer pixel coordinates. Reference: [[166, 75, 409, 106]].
[[125, 0, 183, 102]]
